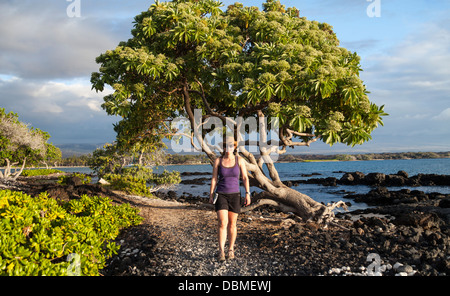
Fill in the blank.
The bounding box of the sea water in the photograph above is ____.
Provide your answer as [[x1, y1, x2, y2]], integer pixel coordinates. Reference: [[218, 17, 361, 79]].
[[55, 158, 450, 211], [152, 158, 450, 211]]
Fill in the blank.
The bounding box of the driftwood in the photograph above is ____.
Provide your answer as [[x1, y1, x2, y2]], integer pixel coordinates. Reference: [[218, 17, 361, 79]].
[[0, 158, 27, 181], [240, 191, 348, 225]]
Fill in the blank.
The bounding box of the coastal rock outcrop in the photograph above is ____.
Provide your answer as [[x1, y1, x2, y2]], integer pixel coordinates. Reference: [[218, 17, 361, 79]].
[[338, 171, 450, 187], [343, 187, 449, 207], [286, 171, 450, 188]]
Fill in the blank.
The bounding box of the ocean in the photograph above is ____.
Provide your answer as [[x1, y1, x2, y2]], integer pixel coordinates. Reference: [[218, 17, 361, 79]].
[[57, 158, 450, 211]]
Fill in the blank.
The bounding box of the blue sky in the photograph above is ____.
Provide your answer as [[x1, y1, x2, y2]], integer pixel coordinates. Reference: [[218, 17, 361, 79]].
[[0, 0, 449, 154]]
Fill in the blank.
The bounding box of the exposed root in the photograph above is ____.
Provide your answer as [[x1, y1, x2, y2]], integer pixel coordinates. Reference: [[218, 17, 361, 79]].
[[242, 196, 349, 229], [0, 158, 27, 181], [313, 200, 349, 227], [241, 198, 297, 214]]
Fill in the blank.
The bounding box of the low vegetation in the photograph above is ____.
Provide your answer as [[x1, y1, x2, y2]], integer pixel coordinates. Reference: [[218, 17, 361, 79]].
[[57, 173, 92, 185], [0, 190, 142, 276], [103, 166, 181, 196], [20, 169, 64, 177]]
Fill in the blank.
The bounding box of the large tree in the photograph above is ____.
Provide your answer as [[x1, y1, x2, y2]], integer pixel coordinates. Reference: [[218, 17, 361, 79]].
[[0, 108, 62, 180], [91, 0, 387, 224]]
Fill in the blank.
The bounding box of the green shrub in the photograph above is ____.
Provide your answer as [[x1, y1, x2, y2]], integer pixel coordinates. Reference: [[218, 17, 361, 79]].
[[57, 173, 92, 185], [103, 166, 181, 196], [150, 169, 181, 187], [21, 169, 64, 177], [104, 173, 151, 196], [0, 189, 142, 276]]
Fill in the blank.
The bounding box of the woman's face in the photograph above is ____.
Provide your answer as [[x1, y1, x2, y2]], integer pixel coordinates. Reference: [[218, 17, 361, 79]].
[[225, 142, 235, 152]]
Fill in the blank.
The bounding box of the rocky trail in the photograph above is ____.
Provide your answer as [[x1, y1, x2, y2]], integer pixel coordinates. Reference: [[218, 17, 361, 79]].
[[100, 190, 450, 276], [100, 195, 324, 276]]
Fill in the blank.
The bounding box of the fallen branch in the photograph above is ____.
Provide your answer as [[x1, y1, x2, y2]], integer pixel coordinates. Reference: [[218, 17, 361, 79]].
[[148, 183, 178, 193], [241, 193, 349, 227], [314, 200, 349, 225], [241, 198, 297, 214]]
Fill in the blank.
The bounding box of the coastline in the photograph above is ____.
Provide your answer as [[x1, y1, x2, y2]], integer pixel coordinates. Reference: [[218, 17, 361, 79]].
[[18, 150, 450, 168]]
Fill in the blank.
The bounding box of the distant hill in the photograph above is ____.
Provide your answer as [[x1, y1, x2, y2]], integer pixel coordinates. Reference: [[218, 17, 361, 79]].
[[55, 142, 450, 164], [56, 143, 104, 158]]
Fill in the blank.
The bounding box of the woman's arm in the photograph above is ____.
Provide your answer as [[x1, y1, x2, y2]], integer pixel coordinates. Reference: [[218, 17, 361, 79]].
[[238, 156, 251, 206], [209, 158, 220, 203]]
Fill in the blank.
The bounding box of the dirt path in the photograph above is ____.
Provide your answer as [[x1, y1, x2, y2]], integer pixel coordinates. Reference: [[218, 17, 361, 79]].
[[102, 195, 302, 276], [135, 197, 220, 276]]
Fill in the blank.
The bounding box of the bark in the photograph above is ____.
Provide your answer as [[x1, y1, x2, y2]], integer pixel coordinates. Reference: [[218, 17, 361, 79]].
[[138, 152, 144, 166], [239, 155, 345, 224], [13, 157, 27, 180], [0, 157, 27, 181], [240, 184, 348, 224]]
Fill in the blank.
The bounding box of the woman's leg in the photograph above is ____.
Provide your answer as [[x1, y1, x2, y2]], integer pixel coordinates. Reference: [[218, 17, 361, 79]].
[[217, 210, 228, 256], [227, 211, 238, 252]]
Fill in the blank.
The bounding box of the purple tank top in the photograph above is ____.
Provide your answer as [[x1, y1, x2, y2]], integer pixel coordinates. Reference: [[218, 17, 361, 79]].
[[216, 156, 240, 193]]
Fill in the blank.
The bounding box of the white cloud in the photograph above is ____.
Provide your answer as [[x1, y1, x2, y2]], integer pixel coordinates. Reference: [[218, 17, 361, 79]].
[[366, 22, 450, 88], [2, 78, 107, 115], [399, 113, 430, 120], [0, 1, 130, 145], [0, 1, 130, 80], [432, 108, 450, 121], [360, 19, 450, 150], [66, 95, 104, 113], [0, 77, 116, 144]]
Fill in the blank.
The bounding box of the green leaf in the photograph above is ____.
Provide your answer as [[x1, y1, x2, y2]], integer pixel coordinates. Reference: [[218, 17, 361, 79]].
[[260, 85, 274, 101]]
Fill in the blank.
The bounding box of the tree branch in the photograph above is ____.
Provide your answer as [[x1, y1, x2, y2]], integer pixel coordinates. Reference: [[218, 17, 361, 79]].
[[257, 110, 282, 184], [12, 157, 27, 180], [182, 80, 217, 162], [238, 101, 269, 116], [279, 127, 321, 149]]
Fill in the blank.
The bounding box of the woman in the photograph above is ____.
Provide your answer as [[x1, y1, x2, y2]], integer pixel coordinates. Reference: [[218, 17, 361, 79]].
[[209, 137, 251, 262]]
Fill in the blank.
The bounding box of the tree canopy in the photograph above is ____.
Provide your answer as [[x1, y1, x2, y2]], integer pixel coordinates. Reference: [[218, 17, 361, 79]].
[[92, 0, 387, 153], [0, 108, 61, 180]]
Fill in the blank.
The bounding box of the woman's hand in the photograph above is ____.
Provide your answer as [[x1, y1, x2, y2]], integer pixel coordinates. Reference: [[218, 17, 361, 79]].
[[209, 193, 214, 204], [244, 193, 251, 206]]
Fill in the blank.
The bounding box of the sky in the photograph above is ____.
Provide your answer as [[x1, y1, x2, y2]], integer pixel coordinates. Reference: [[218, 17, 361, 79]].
[[0, 0, 449, 154]]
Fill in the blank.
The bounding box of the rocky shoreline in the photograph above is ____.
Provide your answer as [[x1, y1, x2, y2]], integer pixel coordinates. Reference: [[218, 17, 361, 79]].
[[178, 170, 450, 191], [284, 170, 450, 187], [1, 173, 449, 276]]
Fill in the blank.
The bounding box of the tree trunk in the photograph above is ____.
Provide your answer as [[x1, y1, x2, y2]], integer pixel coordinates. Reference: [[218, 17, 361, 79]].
[[0, 157, 27, 181], [239, 159, 346, 224], [12, 157, 27, 180], [182, 85, 347, 225], [240, 183, 347, 224], [138, 152, 144, 166]]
